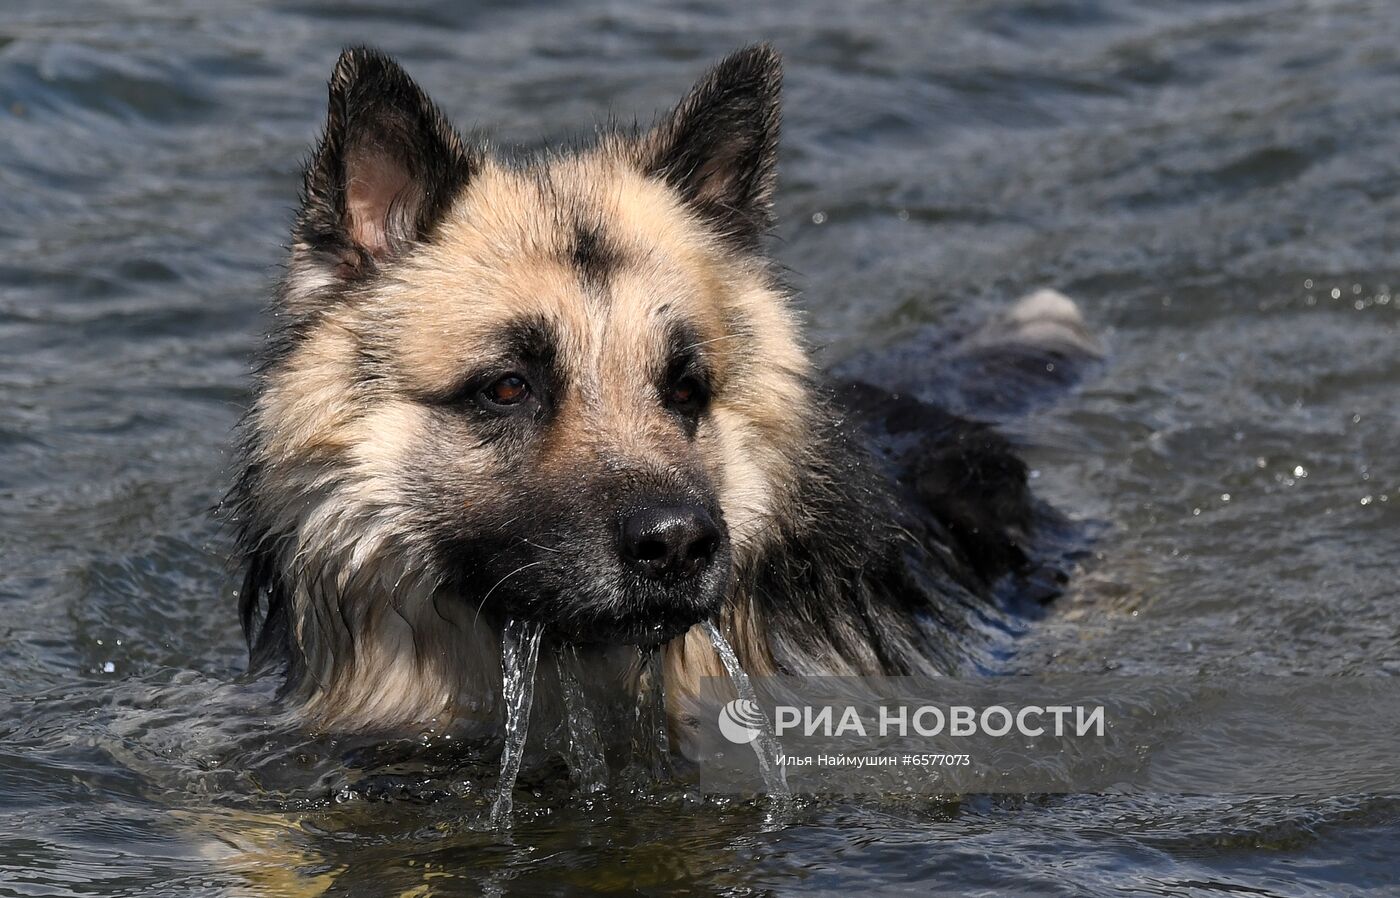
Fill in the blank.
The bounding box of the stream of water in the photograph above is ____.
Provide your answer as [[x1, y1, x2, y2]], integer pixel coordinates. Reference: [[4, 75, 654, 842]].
[[704, 621, 792, 800], [556, 645, 609, 794], [488, 618, 545, 828]]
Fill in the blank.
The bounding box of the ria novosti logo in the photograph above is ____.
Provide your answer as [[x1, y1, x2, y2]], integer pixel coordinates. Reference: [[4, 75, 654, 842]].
[[718, 699, 1106, 742], [718, 698, 767, 744]]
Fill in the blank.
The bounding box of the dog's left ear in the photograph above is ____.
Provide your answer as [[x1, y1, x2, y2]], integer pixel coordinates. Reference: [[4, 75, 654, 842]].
[[297, 47, 475, 278], [639, 44, 782, 249]]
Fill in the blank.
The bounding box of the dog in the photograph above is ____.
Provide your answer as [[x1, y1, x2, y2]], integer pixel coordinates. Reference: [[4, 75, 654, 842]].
[[228, 44, 1097, 737]]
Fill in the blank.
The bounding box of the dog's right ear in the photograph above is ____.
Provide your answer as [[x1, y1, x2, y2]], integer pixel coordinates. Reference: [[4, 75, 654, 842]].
[[296, 47, 475, 281], [638, 44, 782, 251]]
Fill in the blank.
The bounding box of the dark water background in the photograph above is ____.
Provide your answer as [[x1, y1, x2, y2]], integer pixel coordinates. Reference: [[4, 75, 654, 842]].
[[2, 0, 1399, 895]]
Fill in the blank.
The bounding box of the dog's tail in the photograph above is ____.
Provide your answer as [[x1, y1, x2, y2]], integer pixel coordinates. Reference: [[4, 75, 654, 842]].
[[946, 288, 1102, 418]]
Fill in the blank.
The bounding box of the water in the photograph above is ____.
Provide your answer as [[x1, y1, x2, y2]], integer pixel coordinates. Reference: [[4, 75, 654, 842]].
[[556, 646, 608, 794], [3, 0, 1399, 894], [631, 647, 672, 781], [703, 620, 791, 801], [489, 618, 544, 828]]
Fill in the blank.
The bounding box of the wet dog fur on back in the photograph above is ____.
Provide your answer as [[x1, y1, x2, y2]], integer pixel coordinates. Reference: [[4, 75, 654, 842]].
[[231, 45, 1081, 733]]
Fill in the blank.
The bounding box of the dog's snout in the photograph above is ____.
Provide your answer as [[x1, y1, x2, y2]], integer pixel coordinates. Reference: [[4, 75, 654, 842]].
[[619, 503, 720, 580]]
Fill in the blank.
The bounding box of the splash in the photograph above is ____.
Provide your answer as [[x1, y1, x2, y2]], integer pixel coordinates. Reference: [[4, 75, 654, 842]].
[[489, 617, 544, 828], [702, 620, 790, 800]]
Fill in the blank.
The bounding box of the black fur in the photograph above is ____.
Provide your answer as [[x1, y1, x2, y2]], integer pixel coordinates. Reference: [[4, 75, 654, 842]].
[[236, 510, 296, 675], [569, 221, 618, 287], [419, 452, 732, 647], [642, 44, 782, 249], [735, 377, 1071, 679]]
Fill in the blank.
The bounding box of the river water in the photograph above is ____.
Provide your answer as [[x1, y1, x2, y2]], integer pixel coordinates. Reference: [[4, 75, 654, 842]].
[[2, 1, 1397, 894]]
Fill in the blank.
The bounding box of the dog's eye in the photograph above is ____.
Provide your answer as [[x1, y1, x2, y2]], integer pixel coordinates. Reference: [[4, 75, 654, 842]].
[[482, 374, 531, 408], [665, 376, 707, 415]]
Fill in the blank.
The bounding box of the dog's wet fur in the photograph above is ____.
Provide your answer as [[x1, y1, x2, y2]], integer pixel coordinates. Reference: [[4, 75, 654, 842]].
[[229, 45, 1098, 733]]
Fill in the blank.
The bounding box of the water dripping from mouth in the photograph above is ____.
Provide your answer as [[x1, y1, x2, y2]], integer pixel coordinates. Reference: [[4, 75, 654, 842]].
[[702, 620, 791, 801], [557, 645, 608, 793], [632, 646, 672, 780], [489, 617, 544, 828]]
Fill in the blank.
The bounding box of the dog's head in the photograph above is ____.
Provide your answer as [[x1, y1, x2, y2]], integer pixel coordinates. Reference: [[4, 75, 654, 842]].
[[245, 46, 810, 650]]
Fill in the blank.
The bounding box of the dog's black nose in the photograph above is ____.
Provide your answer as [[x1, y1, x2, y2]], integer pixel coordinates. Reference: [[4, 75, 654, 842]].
[[619, 504, 720, 580]]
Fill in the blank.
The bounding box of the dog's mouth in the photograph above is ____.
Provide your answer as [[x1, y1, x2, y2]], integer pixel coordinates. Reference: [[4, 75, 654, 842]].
[[474, 557, 731, 649], [549, 558, 732, 648], [563, 605, 713, 648], [450, 517, 733, 648]]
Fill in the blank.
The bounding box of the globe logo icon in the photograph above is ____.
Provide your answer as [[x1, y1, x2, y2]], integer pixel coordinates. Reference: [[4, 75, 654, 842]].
[[718, 698, 766, 744]]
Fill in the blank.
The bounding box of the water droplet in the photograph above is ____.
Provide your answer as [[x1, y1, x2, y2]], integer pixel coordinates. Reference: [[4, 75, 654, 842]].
[[1360, 495, 1374, 506], [896, 209, 909, 221], [1354, 300, 1365, 310], [1192, 507, 1201, 516], [102, 662, 115, 674], [1294, 465, 1308, 478], [811, 211, 827, 225], [1220, 493, 1231, 502], [1256, 457, 1268, 468], [1331, 287, 1341, 299]]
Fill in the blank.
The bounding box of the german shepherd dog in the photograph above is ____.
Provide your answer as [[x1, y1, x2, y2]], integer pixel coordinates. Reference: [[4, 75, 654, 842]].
[[230, 45, 1097, 737]]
